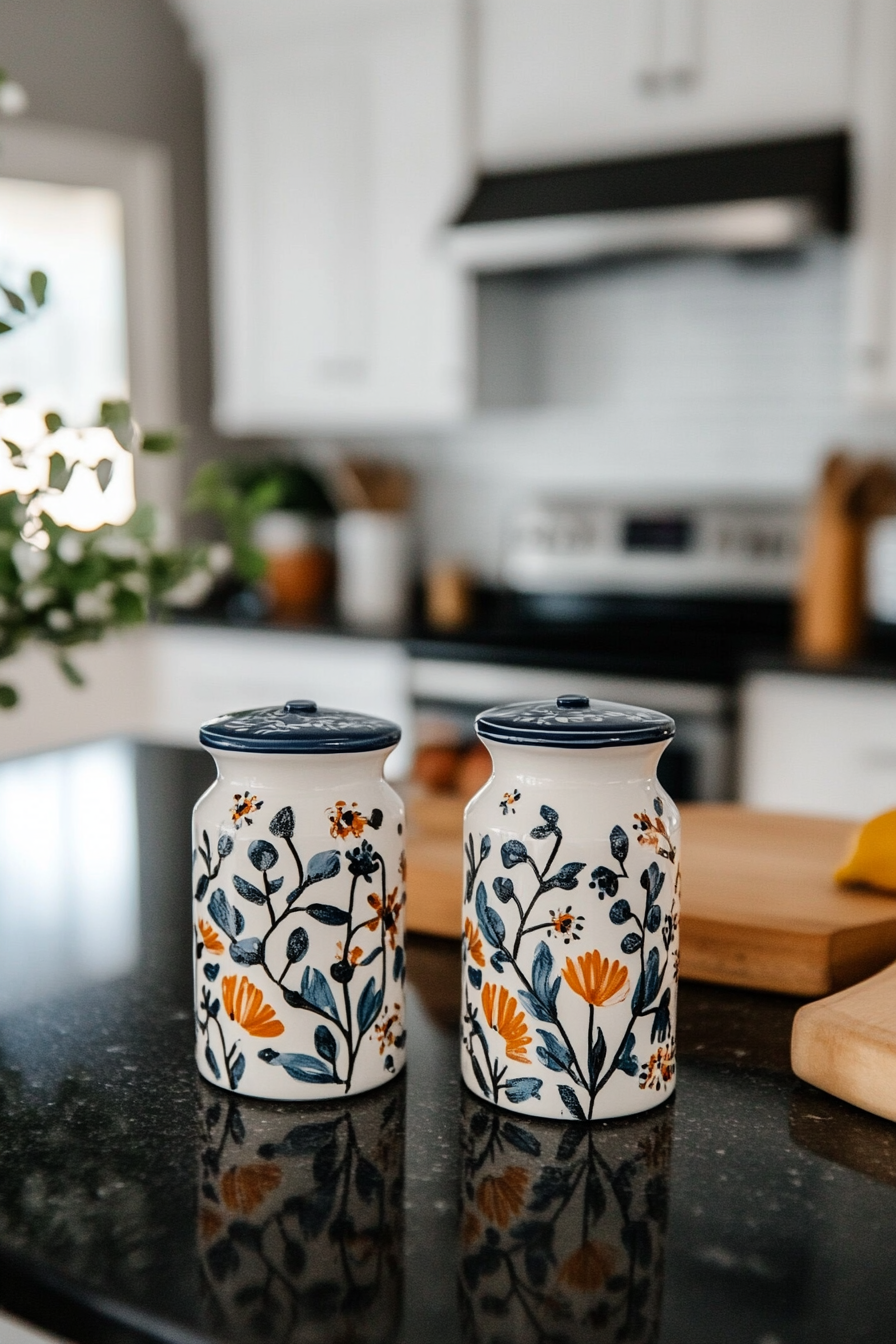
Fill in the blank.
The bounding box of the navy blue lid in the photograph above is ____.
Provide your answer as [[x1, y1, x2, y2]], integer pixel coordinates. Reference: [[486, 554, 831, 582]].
[[476, 695, 675, 749], [199, 700, 402, 754]]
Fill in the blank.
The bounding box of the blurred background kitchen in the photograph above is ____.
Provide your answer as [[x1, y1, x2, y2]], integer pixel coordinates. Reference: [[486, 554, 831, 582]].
[[3, 0, 896, 823]]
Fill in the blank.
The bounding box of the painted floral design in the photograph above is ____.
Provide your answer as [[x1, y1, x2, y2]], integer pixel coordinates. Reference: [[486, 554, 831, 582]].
[[221, 975, 284, 1038], [461, 797, 677, 1119], [557, 1239, 618, 1291], [195, 797, 405, 1093], [633, 795, 677, 862], [220, 1161, 282, 1215], [639, 1045, 675, 1091], [562, 949, 629, 1007], [500, 789, 521, 816], [464, 916, 485, 968], [482, 983, 532, 1064], [548, 904, 583, 943], [230, 792, 263, 828], [327, 799, 383, 840], [197, 917, 224, 956]]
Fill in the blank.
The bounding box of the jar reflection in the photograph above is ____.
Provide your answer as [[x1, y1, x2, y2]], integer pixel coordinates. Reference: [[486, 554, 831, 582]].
[[458, 1090, 672, 1343], [197, 1075, 405, 1344]]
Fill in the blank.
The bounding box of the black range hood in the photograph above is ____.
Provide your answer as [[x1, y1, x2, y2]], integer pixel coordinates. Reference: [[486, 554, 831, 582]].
[[449, 131, 850, 271]]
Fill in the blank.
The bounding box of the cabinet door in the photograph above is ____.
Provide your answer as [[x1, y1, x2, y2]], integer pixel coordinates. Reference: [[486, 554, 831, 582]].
[[201, 0, 469, 433], [478, 0, 855, 169]]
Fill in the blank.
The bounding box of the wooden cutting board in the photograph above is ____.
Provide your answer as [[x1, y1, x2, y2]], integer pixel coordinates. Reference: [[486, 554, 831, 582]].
[[404, 797, 896, 996]]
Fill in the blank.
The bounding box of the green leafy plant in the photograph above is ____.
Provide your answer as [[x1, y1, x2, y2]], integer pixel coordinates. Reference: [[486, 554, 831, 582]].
[[187, 459, 334, 585]]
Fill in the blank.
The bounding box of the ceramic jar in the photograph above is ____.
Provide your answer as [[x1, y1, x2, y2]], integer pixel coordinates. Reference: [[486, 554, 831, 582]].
[[460, 695, 680, 1123], [193, 699, 407, 1101]]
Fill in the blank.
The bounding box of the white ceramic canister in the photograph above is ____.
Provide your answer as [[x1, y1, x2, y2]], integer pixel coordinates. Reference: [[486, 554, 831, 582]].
[[193, 699, 407, 1101], [460, 695, 680, 1123]]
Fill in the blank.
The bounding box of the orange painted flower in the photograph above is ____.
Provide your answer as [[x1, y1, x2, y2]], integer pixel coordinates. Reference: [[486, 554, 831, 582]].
[[198, 918, 224, 956], [221, 1162, 282, 1215], [231, 791, 263, 828], [462, 1210, 483, 1246], [475, 1166, 528, 1228], [199, 1206, 224, 1242], [557, 1240, 617, 1291], [336, 941, 364, 966], [562, 950, 629, 1007], [482, 982, 531, 1063], [221, 975, 284, 1037], [366, 885, 403, 949], [328, 800, 383, 840], [464, 917, 485, 968]]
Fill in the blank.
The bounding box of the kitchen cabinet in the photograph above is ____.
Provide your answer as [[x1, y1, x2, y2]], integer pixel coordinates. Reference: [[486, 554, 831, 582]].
[[174, 0, 470, 433], [477, 0, 856, 169], [739, 670, 896, 819]]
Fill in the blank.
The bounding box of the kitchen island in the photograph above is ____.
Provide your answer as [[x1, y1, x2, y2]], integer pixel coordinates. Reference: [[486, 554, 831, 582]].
[[0, 740, 895, 1344]]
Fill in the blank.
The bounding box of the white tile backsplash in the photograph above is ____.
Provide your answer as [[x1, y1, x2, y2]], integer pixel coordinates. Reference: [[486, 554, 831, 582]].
[[320, 239, 896, 580]]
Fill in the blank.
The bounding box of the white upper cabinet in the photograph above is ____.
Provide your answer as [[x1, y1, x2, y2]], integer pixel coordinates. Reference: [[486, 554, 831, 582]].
[[477, 0, 856, 169], [175, 0, 470, 434]]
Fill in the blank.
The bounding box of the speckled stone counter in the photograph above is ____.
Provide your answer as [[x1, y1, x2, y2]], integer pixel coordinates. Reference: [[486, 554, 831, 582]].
[[1, 742, 895, 1344]]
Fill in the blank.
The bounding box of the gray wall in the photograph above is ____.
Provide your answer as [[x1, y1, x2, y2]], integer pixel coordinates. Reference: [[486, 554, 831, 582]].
[[0, 0, 245, 498]]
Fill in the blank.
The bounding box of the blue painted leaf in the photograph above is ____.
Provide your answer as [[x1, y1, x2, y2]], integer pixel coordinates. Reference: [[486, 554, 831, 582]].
[[532, 941, 560, 1012], [641, 861, 665, 907], [529, 824, 553, 840], [233, 874, 266, 905], [286, 927, 309, 963], [621, 932, 643, 954], [357, 977, 384, 1034], [490, 951, 509, 973], [248, 839, 278, 871], [588, 1026, 607, 1087], [476, 881, 505, 948], [590, 865, 618, 898], [503, 1076, 543, 1104], [653, 796, 664, 817], [518, 989, 552, 1023], [208, 998, 220, 1018], [361, 946, 382, 966], [268, 876, 284, 895], [217, 832, 234, 859], [468, 966, 482, 990], [307, 903, 349, 925], [619, 1032, 639, 1076], [231, 1053, 246, 1086], [285, 887, 301, 905], [314, 1024, 338, 1064], [306, 850, 341, 884], [501, 1121, 541, 1155], [544, 861, 585, 891], [530, 804, 560, 840], [269, 806, 295, 839], [492, 877, 515, 904], [645, 903, 662, 933], [535, 1030, 572, 1073], [610, 899, 632, 925], [651, 988, 672, 1042], [203, 962, 220, 982], [392, 946, 405, 982], [644, 946, 660, 1003], [204, 1043, 221, 1079], [480, 834, 491, 860], [558, 1084, 585, 1121], [270, 1052, 335, 1084], [610, 825, 629, 865], [257, 1048, 279, 1063], [230, 937, 263, 966], [501, 839, 529, 868], [540, 805, 558, 826], [209, 888, 241, 939], [194, 873, 209, 902], [300, 967, 338, 1019]]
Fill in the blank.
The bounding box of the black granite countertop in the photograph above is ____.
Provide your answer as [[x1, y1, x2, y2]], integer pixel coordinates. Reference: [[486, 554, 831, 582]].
[[1, 741, 896, 1344]]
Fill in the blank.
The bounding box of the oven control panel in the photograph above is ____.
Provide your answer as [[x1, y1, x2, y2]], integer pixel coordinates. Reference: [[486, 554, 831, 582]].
[[502, 498, 801, 594]]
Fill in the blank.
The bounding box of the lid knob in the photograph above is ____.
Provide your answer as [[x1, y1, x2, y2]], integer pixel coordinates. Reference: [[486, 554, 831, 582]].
[[556, 694, 590, 709], [283, 699, 318, 714]]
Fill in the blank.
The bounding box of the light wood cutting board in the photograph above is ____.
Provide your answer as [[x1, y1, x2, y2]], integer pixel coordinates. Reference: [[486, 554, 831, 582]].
[[404, 797, 896, 997]]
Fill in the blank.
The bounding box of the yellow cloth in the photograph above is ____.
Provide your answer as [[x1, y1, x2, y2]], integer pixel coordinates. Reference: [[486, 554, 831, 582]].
[[835, 808, 896, 894]]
